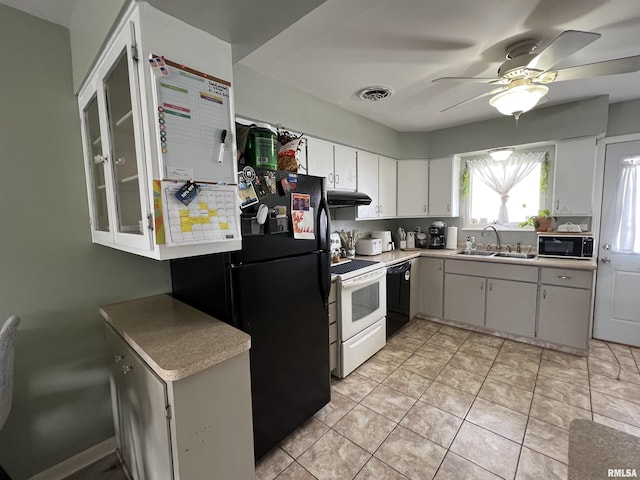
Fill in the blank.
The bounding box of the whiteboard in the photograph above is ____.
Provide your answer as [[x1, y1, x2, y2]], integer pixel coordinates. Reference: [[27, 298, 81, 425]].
[[150, 57, 235, 183]]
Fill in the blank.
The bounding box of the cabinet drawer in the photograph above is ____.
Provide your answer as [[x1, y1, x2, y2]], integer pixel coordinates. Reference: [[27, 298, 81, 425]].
[[445, 259, 537, 282], [329, 283, 336, 303], [329, 341, 338, 371], [329, 322, 338, 344], [541, 268, 592, 289]]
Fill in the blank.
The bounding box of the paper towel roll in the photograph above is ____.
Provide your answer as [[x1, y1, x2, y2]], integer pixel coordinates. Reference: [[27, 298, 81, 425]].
[[445, 226, 458, 249]]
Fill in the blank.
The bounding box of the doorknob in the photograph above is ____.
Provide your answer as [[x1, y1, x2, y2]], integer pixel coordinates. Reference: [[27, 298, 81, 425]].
[[601, 257, 611, 264]]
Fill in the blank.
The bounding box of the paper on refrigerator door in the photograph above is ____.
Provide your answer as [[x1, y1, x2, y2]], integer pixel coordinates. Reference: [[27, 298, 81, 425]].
[[291, 193, 315, 240]]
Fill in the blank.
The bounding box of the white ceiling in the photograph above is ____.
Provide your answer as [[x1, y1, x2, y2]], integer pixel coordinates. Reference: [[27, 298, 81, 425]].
[[5, 0, 640, 133], [240, 0, 640, 132]]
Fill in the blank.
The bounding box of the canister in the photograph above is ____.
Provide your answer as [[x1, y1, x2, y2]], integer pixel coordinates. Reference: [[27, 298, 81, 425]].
[[245, 123, 277, 169]]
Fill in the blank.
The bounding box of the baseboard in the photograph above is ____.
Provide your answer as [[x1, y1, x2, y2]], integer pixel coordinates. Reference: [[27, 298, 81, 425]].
[[29, 438, 116, 480]]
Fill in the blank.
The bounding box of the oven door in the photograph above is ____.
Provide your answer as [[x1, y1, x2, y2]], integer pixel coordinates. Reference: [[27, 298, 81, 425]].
[[338, 267, 386, 340]]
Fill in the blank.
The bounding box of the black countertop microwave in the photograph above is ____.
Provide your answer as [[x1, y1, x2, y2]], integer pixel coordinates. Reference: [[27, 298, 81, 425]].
[[538, 234, 594, 259]]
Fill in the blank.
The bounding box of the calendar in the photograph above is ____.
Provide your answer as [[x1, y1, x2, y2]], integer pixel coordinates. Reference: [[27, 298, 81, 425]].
[[156, 181, 240, 247]]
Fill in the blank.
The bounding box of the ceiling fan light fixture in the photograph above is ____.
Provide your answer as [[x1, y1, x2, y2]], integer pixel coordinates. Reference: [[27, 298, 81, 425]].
[[489, 81, 549, 117], [488, 147, 515, 161]]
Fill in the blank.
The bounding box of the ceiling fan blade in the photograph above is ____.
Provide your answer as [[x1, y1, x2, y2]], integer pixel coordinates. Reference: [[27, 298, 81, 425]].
[[440, 86, 507, 112], [432, 76, 497, 83], [549, 55, 640, 82], [527, 30, 601, 72]]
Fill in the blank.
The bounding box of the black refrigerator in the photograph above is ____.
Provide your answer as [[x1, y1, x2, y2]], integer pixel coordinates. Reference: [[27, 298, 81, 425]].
[[170, 169, 331, 461]]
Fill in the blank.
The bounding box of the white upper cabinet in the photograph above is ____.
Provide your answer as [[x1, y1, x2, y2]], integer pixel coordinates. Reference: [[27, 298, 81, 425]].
[[306, 139, 356, 191], [333, 145, 358, 191], [428, 156, 460, 217], [78, 4, 240, 259], [306, 137, 335, 185], [378, 156, 397, 218], [397, 160, 429, 217], [356, 152, 397, 219], [356, 150, 379, 219], [553, 137, 597, 216], [79, 20, 151, 253]]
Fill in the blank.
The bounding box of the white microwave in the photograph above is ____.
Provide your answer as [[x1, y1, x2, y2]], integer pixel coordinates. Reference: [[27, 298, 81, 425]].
[[538, 234, 594, 259]]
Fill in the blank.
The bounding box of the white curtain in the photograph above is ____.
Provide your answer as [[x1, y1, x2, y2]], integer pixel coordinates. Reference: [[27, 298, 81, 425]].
[[469, 151, 545, 224], [613, 156, 640, 253]]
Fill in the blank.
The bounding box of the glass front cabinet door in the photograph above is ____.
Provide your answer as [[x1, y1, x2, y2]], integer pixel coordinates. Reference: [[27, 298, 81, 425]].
[[78, 22, 152, 253]]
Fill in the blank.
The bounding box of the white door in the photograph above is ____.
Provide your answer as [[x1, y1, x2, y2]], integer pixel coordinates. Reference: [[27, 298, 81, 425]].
[[593, 140, 640, 347], [356, 151, 379, 219]]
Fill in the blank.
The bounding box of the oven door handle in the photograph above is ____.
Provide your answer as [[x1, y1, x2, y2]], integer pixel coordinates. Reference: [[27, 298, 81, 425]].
[[340, 269, 386, 289]]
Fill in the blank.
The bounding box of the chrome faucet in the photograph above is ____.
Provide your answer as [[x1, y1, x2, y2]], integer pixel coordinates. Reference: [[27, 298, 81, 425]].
[[481, 225, 502, 253]]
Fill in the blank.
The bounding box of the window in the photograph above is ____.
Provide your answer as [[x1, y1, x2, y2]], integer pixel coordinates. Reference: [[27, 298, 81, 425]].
[[465, 151, 547, 227]]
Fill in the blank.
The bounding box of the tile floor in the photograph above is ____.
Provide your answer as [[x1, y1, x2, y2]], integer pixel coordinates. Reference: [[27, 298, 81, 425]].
[[256, 319, 640, 480]]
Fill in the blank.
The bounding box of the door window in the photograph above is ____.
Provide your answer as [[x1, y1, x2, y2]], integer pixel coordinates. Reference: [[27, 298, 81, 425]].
[[612, 156, 640, 253]]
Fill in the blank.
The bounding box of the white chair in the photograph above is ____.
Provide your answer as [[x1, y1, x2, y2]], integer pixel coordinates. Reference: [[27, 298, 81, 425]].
[[0, 315, 19, 480], [0, 315, 19, 431]]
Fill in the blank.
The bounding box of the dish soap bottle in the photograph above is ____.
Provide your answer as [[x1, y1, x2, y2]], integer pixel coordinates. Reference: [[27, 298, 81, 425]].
[[464, 236, 472, 254], [470, 236, 477, 252]]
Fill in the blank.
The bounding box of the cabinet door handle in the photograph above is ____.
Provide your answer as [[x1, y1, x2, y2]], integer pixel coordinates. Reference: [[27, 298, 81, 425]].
[[93, 154, 108, 164], [375, 205, 379, 213], [379, 205, 383, 214], [335, 173, 340, 184], [557, 275, 572, 279], [543, 288, 547, 299], [447, 203, 450, 212], [489, 282, 492, 292], [122, 365, 133, 375], [556, 200, 560, 210], [438, 262, 442, 271], [114, 354, 124, 364], [328, 173, 334, 184], [480, 281, 484, 291], [423, 204, 427, 213]]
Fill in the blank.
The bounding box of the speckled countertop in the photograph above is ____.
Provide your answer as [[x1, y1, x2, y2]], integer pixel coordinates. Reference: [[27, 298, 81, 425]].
[[353, 248, 597, 271], [569, 419, 640, 479], [100, 294, 250, 382]]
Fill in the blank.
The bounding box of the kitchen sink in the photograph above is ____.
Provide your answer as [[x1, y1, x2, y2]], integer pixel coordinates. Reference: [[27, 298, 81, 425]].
[[456, 251, 496, 256], [493, 252, 537, 259]]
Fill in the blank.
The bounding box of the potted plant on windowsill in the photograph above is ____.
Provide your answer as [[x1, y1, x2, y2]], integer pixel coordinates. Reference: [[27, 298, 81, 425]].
[[520, 209, 552, 232]]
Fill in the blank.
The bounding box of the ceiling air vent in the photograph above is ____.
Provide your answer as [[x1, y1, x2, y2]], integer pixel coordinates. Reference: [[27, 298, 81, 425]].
[[358, 86, 392, 101]]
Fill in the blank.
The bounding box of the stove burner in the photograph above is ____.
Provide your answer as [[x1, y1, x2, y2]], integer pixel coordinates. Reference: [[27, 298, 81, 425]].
[[330, 259, 380, 275]]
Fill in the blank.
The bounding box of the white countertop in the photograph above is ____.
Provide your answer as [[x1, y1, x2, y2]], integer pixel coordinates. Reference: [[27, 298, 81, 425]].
[[100, 294, 251, 382], [353, 248, 598, 271]]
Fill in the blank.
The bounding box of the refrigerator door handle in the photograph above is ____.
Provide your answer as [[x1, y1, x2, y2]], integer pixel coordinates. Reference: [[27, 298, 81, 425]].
[[319, 252, 330, 307], [318, 179, 331, 306]]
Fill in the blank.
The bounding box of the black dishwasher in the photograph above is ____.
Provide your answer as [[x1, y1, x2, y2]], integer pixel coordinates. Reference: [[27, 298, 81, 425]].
[[386, 261, 411, 337]]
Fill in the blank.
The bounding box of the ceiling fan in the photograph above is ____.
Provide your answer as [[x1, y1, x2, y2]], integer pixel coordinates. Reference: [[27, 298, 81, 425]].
[[434, 30, 640, 120]]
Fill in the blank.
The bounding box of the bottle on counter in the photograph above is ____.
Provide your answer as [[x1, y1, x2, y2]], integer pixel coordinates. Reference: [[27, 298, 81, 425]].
[[470, 236, 477, 252], [464, 236, 472, 254]]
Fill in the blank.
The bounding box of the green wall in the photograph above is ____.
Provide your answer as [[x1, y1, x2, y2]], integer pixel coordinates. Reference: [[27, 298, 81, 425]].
[[233, 63, 400, 158], [0, 6, 171, 479], [398, 95, 610, 159], [69, 0, 128, 92]]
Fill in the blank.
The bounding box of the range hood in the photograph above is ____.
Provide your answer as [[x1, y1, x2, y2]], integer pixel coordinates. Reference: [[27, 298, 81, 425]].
[[326, 190, 372, 207]]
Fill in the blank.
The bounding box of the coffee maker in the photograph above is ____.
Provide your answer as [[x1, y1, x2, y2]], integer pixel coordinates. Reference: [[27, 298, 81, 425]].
[[428, 221, 446, 249]]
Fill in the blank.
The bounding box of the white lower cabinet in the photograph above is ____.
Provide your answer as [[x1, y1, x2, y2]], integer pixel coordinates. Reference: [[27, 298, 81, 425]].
[[537, 268, 592, 349], [486, 279, 537, 337], [105, 324, 255, 480], [419, 258, 444, 318], [434, 260, 593, 349], [444, 274, 486, 326], [106, 325, 172, 479]]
